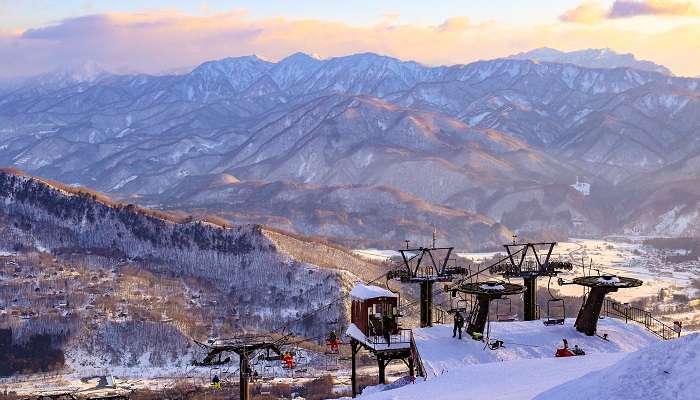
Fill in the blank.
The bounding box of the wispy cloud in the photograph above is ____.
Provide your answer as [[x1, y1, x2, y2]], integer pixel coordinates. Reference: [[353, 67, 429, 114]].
[[561, 1, 700, 23], [1, 9, 699, 78]]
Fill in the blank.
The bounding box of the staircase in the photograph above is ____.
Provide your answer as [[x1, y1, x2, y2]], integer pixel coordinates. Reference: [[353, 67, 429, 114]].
[[409, 330, 427, 379], [601, 298, 681, 340]]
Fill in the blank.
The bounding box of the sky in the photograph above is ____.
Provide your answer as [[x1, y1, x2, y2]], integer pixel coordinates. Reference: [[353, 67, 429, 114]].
[[0, 0, 699, 78]]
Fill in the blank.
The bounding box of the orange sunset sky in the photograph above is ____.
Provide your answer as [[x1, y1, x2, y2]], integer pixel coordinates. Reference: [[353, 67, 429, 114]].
[[1, 0, 698, 78]]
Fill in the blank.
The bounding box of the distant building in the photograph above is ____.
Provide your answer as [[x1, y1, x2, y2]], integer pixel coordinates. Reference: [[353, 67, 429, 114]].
[[571, 176, 590, 196]]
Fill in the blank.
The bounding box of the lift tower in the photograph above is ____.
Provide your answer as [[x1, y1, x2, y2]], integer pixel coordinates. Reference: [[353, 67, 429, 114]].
[[490, 242, 573, 321], [568, 275, 642, 335], [446, 281, 526, 337], [388, 246, 467, 327], [193, 334, 283, 400]]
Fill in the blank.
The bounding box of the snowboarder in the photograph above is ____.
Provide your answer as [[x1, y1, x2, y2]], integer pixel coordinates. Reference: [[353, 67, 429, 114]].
[[453, 311, 465, 339], [572, 344, 585, 356], [212, 374, 221, 389], [555, 339, 575, 357]]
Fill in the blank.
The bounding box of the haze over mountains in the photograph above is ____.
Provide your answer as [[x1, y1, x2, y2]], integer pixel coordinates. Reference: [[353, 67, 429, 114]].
[[0, 48, 698, 248]]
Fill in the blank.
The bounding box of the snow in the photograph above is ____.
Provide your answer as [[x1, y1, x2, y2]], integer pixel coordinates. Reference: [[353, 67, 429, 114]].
[[111, 175, 138, 190], [413, 319, 658, 378], [350, 284, 396, 300], [480, 283, 505, 291], [353, 249, 414, 261], [348, 354, 626, 400], [344, 319, 662, 400], [536, 333, 700, 400], [597, 276, 621, 285]]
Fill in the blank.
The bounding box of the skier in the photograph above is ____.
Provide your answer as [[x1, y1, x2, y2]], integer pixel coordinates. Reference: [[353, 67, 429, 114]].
[[212, 374, 221, 390], [283, 352, 295, 369], [453, 311, 465, 339], [328, 330, 340, 353], [572, 344, 586, 356], [555, 338, 575, 357]]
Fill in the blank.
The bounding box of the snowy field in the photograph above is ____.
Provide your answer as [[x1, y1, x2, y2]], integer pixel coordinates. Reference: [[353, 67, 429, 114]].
[[345, 319, 664, 400]]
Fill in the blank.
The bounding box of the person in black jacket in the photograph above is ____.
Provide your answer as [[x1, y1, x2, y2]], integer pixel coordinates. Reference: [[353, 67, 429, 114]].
[[453, 311, 465, 339]]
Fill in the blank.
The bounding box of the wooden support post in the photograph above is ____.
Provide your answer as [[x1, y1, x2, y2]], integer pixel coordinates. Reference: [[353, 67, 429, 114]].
[[378, 355, 386, 384], [239, 352, 250, 400], [523, 277, 537, 321], [408, 355, 415, 381], [420, 281, 434, 328], [351, 339, 359, 398]]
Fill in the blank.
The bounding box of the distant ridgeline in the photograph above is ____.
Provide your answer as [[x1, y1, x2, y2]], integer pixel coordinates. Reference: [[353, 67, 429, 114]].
[[0, 328, 66, 376], [0, 170, 358, 338]]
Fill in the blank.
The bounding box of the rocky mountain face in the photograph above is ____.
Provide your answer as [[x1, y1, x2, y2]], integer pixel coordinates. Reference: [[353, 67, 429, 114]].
[[509, 47, 672, 75], [0, 51, 698, 247]]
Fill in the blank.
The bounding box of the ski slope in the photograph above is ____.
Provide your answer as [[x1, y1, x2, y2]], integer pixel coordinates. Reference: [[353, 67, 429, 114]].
[[413, 318, 658, 377], [346, 318, 661, 399], [536, 333, 700, 400]]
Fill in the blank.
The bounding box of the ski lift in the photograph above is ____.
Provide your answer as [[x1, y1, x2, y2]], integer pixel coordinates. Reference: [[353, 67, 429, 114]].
[[448, 289, 470, 314], [496, 298, 516, 322], [543, 277, 565, 326], [543, 299, 565, 326], [210, 367, 222, 389], [260, 361, 276, 381], [326, 330, 341, 354]]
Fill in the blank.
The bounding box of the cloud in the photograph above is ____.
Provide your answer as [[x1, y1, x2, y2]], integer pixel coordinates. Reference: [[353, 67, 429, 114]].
[[561, 1, 700, 23], [610, 0, 700, 18], [1, 9, 699, 79], [560, 2, 609, 24]]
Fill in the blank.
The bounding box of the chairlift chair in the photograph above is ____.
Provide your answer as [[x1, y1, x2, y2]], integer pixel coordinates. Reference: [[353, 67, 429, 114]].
[[448, 289, 470, 314], [496, 298, 516, 322], [543, 298, 566, 326]]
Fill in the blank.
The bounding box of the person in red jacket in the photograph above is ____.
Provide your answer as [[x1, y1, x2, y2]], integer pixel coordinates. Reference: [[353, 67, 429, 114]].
[[555, 339, 575, 357], [327, 330, 340, 353], [282, 352, 295, 369]]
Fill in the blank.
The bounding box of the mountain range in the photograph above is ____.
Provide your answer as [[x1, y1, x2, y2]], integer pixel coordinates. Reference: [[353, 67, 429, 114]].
[[0, 48, 698, 248], [510, 47, 672, 75]]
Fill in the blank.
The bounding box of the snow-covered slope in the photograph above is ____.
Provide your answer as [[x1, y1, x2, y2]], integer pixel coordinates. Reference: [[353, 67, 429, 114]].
[[413, 318, 658, 377], [348, 319, 661, 400], [536, 333, 700, 400]]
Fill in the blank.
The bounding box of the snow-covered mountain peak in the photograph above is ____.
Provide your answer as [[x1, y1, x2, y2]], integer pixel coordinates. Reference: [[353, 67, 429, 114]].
[[510, 47, 672, 75]]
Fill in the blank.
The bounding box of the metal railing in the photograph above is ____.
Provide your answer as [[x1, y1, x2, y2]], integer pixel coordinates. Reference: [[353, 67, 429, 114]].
[[601, 298, 680, 340], [409, 330, 427, 379], [432, 306, 447, 325], [366, 328, 413, 346]]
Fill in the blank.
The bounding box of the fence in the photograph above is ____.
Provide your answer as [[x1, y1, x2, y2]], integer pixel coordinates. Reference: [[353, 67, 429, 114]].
[[601, 298, 680, 340]]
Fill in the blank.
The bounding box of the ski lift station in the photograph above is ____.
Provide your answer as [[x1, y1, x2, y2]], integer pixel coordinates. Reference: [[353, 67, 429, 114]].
[[188, 240, 686, 400], [342, 241, 686, 399]]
